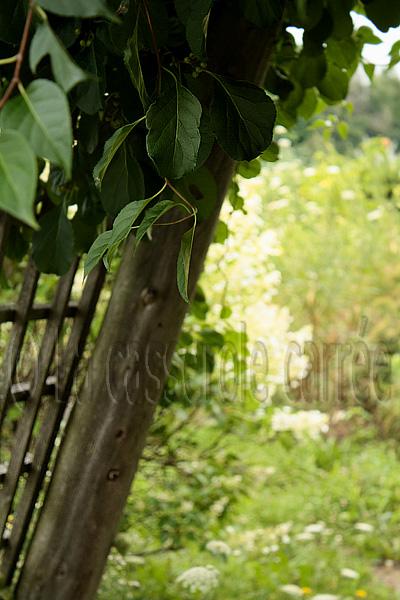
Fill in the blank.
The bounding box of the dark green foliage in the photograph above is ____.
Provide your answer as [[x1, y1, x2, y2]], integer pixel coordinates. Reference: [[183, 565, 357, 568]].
[[146, 75, 202, 179], [32, 205, 74, 274], [0, 0, 388, 298], [209, 74, 276, 161], [29, 22, 87, 92]]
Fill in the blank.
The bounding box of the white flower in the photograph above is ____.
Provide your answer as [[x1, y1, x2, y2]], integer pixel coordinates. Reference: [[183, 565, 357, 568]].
[[210, 496, 229, 516], [327, 165, 340, 174], [206, 540, 231, 556], [280, 583, 304, 596], [295, 532, 314, 542], [278, 137, 292, 148], [304, 167, 316, 177], [126, 555, 145, 565], [271, 408, 329, 439], [355, 522, 374, 533], [340, 568, 359, 579], [176, 566, 220, 595], [262, 544, 279, 555], [275, 125, 288, 135], [341, 190, 355, 201], [269, 199, 290, 211], [304, 522, 326, 534], [367, 207, 383, 221]]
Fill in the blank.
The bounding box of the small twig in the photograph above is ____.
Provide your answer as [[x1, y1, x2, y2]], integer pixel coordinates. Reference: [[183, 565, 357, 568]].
[[0, 1, 34, 111], [142, 0, 162, 94]]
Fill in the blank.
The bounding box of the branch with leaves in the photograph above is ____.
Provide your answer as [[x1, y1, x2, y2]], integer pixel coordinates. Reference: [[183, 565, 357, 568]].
[[0, 0, 399, 298]]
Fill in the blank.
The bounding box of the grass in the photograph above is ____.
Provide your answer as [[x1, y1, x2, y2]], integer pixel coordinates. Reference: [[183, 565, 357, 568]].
[[99, 414, 400, 600]]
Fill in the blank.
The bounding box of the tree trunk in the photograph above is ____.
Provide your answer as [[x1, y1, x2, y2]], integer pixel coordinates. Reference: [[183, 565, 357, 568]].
[[16, 10, 280, 600]]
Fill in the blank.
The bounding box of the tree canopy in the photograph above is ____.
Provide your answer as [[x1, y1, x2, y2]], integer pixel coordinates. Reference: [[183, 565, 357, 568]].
[[1, 0, 399, 297]]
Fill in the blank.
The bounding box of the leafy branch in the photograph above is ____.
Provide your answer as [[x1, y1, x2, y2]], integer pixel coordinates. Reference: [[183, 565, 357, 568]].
[[0, 1, 34, 111]]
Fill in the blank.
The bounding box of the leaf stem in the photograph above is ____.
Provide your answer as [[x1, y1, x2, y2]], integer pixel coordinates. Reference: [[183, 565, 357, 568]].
[[166, 179, 196, 214], [0, 0, 34, 111], [155, 212, 196, 227], [0, 55, 19, 66], [33, 4, 48, 22]]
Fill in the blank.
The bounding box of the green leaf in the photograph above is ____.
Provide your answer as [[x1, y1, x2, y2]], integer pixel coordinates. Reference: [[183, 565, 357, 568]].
[[337, 121, 348, 139], [85, 184, 169, 276], [124, 11, 149, 108], [135, 200, 176, 243], [237, 159, 261, 179], [146, 75, 202, 179], [327, 0, 353, 39], [32, 206, 75, 275], [72, 215, 98, 253], [317, 63, 349, 102], [75, 43, 105, 115], [361, 0, 400, 32], [297, 88, 318, 120], [30, 22, 87, 93], [196, 111, 215, 168], [261, 141, 279, 162], [38, 0, 118, 21], [228, 181, 245, 213], [100, 144, 145, 217], [363, 63, 375, 81], [293, 51, 327, 88], [177, 222, 196, 302], [326, 38, 358, 70], [0, 130, 38, 229], [0, 80, 72, 177], [175, 0, 212, 56], [356, 25, 382, 45], [389, 40, 400, 70], [84, 229, 113, 277], [176, 166, 217, 220], [214, 220, 229, 244], [209, 74, 276, 161], [93, 119, 144, 187], [109, 198, 152, 248]]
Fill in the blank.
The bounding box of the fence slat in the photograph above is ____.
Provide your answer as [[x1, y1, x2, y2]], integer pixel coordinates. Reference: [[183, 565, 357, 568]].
[[0, 301, 79, 324], [1, 263, 106, 583], [9, 376, 57, 404], [0, 259, 39, 430], [0, 260, 78, 539]]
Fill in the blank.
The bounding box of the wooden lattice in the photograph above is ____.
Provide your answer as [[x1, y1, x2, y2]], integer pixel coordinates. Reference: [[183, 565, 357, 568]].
[[0, 213, 106, 588]]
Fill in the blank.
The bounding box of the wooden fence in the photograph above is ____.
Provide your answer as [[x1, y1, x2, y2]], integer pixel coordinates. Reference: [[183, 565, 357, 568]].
[[0, 213, 106, 590]]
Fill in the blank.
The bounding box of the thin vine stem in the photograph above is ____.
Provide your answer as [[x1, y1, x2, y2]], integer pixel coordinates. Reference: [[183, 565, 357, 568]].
[[154, 212, 196, 227], [142, 0, 162, 94], [0, 0, 34, 111], [166, 179, 196, 214]]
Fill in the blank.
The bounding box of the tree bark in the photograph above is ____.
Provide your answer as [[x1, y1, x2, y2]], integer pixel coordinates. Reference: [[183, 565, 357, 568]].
[[16, 9, 280, 600]]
